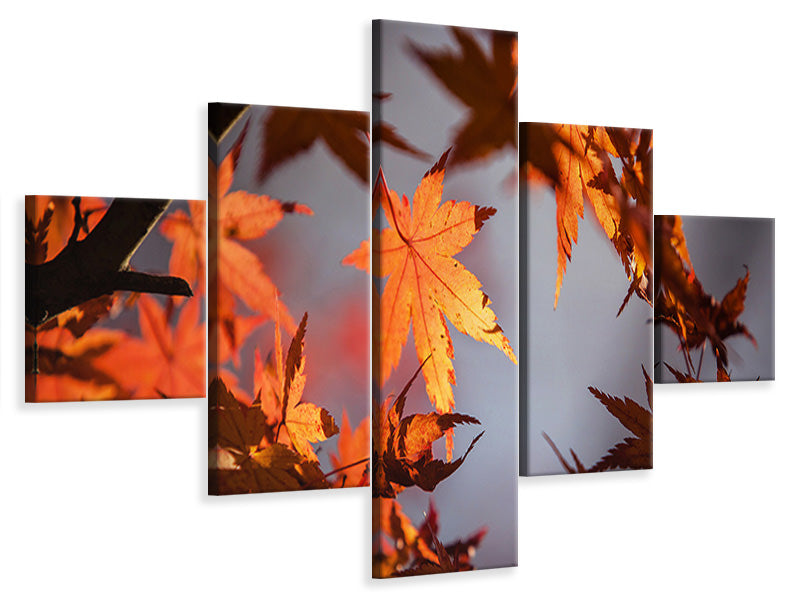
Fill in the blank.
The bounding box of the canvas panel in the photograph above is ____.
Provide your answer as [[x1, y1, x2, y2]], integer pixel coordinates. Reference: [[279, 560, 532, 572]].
[[519, 123, 654, 476], [207, 103, 370, 494], [25, 195, 206, 402], [654, 215, 775, 383], [372, 20, 519, 577]]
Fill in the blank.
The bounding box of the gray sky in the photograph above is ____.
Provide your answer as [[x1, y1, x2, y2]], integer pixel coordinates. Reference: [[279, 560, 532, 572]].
[[375, 20, 518, 571], [655, 216, 775, 382]]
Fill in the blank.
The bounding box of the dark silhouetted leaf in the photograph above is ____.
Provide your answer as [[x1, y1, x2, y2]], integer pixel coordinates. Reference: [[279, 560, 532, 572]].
[[257, 107, 369, 183], [408, 27, 517, 166]]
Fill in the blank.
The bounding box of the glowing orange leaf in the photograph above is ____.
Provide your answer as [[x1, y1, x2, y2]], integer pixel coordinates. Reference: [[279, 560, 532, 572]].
[[95, 295, 205, 399], [329, 410, 369, 487], [375, 150, 516, 414]]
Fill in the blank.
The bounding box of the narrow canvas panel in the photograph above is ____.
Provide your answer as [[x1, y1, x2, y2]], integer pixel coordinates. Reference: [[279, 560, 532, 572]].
[[372, 20, 519, 577], [654, 215, 775, 383], [207, 103, 370, 495], [520, 124, 653, 476], [25, 196, 205, 402]]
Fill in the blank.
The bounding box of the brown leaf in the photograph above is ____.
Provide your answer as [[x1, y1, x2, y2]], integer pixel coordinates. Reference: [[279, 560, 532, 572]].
[[374, 497, 486, 578], [664, 363, 700, 383], [373, 362, 483, 497], [408, 27, 517, 166], [544, 366, 653, 473], [257, 107, 369, 183], [655, 215, 756, 374], [374, 121, 432, 161]]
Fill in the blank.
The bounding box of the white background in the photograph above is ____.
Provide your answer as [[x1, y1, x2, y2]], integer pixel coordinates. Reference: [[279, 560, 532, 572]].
[[1, 1, 797, 598]]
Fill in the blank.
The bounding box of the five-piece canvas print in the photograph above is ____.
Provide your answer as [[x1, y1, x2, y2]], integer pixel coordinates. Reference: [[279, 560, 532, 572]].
[[372, 20, 518, 577], [25, 195, 205, 402], [519, 123, 654, 476], [207, 103, 370, 495], [20, 16, 779, 583], [655, 215, 775, 383]]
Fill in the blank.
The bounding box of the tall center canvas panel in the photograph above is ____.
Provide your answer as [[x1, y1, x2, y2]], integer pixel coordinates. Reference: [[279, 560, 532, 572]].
[[520, 124, 653, 475], [208, 104, 370, 494], [372, 20, 519, 576]]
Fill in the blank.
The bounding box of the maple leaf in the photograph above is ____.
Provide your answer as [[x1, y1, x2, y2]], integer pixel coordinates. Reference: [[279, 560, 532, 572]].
[[341, 168, 393, 273], [329, 410, 370, 488], [94, 295, 205, 399], [544, 365, 653, 473], [209, 313, 348, 494], [209, 376, 268, 462], [276, 313, 339, 462], [210, 283, 265, 368], [208, 121, 313, 356], [522, 124, 652, 311], [374, 150, 516, 415], [257, 106, 369, 183], [655, 215, 756, 376], [341, 239, 370, 272], [373, 497, 486, 578], [25, 325, 125, 402], [663, 363, 700, 383], [408, 27, 517, 166], [373, 498, 438, 578], [373, 360, 483, 498], [375, 122, 432, 161], [207, 376, 331, 495], [160, 200, 206, 296]]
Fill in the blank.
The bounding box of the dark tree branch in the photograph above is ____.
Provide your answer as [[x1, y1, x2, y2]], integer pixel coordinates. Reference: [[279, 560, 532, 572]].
[[26, 198, 192, 327]]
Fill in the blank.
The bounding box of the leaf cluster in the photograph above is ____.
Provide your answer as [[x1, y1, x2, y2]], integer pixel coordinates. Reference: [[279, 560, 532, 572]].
[[522, 124, 653, 312], [210, 314, 369, 494], [373, 360, 483, 498], [373, 498, 487, 578], [655, 215, 755, 381]]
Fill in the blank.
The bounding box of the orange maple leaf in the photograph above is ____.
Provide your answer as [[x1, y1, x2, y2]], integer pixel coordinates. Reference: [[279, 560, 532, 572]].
[[329, 410, 369, 488], [545, 125, 622, 308], [276, 314, 339, 462], [342, 239, 370, 272], [523, 124, 652, 310], [246, 313, 340, 463], [95, 295, 205, 399], [160, 196, 261, 369], [25, 326, 124, 402], [160, 200, 206, 296], [210, 283, 265, 368], [375, 150, 516, 414], [207, 124, 313, 361]]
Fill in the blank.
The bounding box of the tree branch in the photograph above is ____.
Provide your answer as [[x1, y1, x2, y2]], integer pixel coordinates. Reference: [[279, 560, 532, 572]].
[[26, 198, 193, 327]]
